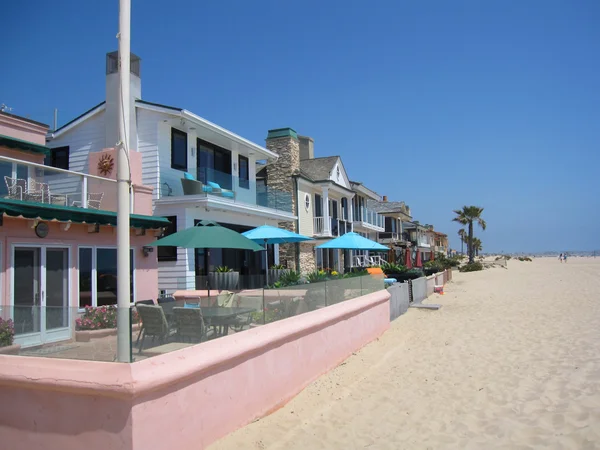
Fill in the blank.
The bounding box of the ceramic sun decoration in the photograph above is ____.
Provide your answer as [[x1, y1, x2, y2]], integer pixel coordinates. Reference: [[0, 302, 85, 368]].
[[97, 153, 115, 176]]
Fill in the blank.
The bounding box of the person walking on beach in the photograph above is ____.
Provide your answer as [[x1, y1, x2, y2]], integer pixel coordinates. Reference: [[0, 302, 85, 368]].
[[563, 253, 568, 263], [559, 253, 563, 263]]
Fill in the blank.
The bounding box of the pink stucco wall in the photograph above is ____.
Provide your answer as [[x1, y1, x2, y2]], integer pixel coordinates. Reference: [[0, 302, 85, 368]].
[[0, 217, 158, 311], [0, 289, 390, 450], [0, 112, 48, 146]]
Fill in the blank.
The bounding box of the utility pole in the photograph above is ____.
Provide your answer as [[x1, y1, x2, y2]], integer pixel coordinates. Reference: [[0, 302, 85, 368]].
[[116, 0, 131, 362]]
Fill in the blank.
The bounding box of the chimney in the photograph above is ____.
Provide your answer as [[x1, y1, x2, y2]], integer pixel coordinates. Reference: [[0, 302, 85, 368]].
[[383, 195, 388, 202], [105, 51, 141, 151], [298, 135, 314, 160]]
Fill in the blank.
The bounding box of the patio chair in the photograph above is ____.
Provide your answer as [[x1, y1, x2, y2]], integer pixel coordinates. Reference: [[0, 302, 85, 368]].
[[135, 304, 174, 353], [26, 179, 50, 203], [206, 181, 235, 199], [4, 176, 26, 200], [72, 192, 104, 209], [181, 178, 212, 195], [172, 307, 207, 343]]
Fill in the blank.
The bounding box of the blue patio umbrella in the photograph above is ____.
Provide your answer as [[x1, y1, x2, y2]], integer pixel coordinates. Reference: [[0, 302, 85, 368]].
[[242, 225, 313, 284], [315, 232, 389, 251]]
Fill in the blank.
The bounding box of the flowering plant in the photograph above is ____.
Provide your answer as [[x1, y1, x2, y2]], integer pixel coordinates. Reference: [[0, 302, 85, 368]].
[[76, 305, 140, 331], [0, 318, 15, 347]]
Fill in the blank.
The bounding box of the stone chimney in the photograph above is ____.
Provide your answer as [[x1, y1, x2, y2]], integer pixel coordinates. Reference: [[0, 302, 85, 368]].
[[104, 51, 141, 151], [265, 127, 300, 270], [298, 135, 314, 160]]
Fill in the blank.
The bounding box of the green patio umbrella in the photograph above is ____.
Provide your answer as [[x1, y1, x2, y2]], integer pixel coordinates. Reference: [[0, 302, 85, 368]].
[[150, 220, 264, 296]]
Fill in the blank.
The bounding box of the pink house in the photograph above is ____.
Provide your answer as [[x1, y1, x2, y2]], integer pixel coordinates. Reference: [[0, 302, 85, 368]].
[[0, 110, 168, 348]]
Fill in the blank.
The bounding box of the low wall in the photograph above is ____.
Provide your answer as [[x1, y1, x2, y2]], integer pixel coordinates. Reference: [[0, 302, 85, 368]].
[[0, 289, 390, 450], [435, 272, 444, 286], [389, 283, 410, 320], [411, 277, 427, 304], [426, 275, 435, 296]]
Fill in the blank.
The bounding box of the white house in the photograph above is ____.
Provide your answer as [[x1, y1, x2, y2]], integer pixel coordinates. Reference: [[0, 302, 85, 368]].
[[46, 52, 296, 292]]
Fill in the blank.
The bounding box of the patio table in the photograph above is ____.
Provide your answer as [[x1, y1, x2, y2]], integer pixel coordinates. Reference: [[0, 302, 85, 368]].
[[202, 307, 255, 336]]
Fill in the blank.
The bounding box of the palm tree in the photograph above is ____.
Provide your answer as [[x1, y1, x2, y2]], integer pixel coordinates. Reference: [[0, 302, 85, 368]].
[[458, 228, 466, 255], [452, 206, 486, 263], [472, 237, 482, 257]]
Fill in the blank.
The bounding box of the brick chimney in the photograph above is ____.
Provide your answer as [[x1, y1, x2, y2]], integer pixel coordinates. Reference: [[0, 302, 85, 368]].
[[383, 195, 388, 202]]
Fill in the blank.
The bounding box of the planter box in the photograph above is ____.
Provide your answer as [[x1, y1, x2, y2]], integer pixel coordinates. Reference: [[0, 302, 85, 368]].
[[209, 272, 240, 291], [0, 344, 21, 355], [76, 323, 141, 343]]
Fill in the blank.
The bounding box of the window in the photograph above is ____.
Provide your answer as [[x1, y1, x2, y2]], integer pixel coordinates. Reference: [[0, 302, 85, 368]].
[[46, 146, 70, 170], [238, 155, 249, 189], [304, 194, 310, 211], [314, 194, 322, 217], [78, 247, 135, 307], [171, 128, 188, 171], [158, 216, 178, 261], [385, 217, 397, 233], [197, 138, 232, 189]]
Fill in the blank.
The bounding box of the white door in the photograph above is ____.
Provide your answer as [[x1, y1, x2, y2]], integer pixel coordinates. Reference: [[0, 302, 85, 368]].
[[12, 246, 71, 347]]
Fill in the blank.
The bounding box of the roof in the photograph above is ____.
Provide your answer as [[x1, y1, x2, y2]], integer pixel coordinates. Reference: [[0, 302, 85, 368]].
[[51, 101, 105, 135], [0, 134, 51, 156], [369, 200, 410, 215], [0, 110, 49, 128], [0, 198, 170, 230], [299, 156, 339, 182], [135, 99, 182, 112]]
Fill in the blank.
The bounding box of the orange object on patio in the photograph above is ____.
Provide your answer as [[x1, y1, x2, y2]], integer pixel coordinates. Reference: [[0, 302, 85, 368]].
[[366, 267, 384, 275]]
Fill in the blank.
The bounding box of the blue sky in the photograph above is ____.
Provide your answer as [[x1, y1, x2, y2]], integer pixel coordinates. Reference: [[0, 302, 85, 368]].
[[2, 0, 599, 253]]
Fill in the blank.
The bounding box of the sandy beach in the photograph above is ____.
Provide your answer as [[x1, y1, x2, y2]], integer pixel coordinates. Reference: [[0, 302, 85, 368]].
[[210, 257, 600, 449]]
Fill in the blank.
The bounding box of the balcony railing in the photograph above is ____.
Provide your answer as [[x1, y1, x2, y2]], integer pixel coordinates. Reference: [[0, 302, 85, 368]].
[[353, 207, 384, 229], [0, 155, 120, 212], [164, 167, 293, 214], [313, 217, 352, 237]]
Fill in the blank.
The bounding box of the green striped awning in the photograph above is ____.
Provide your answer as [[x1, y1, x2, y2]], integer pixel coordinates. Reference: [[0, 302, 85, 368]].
[[0, 198, 169, 230], [0, 134, 51, 156]]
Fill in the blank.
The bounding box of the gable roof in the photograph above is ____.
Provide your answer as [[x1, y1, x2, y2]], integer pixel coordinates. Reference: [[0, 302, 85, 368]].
[[369, 199, 411, 216], [49, 101, 106, 138], [299, 156, 339, 182]]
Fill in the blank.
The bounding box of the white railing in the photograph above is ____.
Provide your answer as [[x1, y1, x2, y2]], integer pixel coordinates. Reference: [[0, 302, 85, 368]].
[[352, 254, 386, 267], [0, 154, 119, 212], [313, 216, 325, 235]]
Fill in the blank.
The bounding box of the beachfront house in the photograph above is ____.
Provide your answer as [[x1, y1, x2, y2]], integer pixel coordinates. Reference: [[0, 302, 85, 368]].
[[0, 110, 167, 348], [46, 52, 296, 293], [368, 198, 413, 264], [350, 181, 385, 267], [260, 129, 384, 273], [433, 231, 449, 256], [403, 222, 433, 264]]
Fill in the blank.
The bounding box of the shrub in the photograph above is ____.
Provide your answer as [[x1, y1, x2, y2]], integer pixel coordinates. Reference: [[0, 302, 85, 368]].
[[0, 318, 15, 347], [459, 262, 484, 272], [423, 260, 445, 274], [343, 269, 369, 278], [270, 270, 301, 288], [215, 266, 233, 273], [307, 269, 328, 283], [75, 305, 139, 331], [381, 262, 406, 274], [270, 264, 286, 270]]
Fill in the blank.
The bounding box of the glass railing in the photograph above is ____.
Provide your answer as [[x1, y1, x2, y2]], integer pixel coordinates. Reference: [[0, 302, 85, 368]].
[[355, 207, 384, 228], [0, 156, 117, 211], [3, 274, 384, 362], [166, 166, 293, 214]]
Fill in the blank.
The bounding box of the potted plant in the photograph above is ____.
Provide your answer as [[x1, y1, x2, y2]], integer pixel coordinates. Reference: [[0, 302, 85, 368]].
[[0, 317, 19, 355], [209, 266, 240, 291], [268, 264, 289, 285]]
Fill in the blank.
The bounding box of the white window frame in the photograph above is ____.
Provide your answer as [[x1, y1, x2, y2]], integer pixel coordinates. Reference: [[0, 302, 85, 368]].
[[77, 246, 136, 310]]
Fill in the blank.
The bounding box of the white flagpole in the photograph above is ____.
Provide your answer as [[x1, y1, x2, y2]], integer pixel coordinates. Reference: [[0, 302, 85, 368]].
[[117, 0, 132, 362]]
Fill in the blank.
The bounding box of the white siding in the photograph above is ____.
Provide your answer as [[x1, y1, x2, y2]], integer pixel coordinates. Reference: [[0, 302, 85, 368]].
[[136, 109, 161, 200], [329, 160, 351, 190], [157, 120, 194, 199], [297, 184, 316, 236], [46, 111, 106, 200]]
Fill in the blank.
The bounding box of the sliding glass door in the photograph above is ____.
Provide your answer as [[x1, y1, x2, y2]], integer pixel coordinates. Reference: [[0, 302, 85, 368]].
[[12, 246, 71, 347]]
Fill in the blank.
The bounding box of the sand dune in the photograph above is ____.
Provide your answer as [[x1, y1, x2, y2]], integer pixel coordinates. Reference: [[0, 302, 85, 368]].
[[210, 257, 600, 449]]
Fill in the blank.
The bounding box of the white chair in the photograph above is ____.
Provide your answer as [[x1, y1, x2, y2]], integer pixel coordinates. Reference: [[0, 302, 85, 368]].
[[72, 192, 104, 210]]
